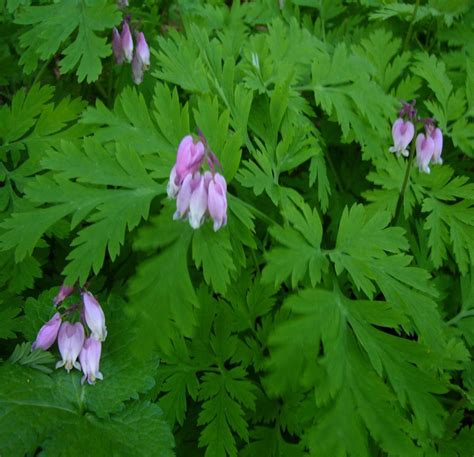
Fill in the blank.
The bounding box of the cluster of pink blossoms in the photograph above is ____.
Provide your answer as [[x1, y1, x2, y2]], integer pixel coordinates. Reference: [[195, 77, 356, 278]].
[[389, 100, 443, 174], [32, 285, 107, 385], [112, 19, 150, 85], [167, 135, 228, 231]]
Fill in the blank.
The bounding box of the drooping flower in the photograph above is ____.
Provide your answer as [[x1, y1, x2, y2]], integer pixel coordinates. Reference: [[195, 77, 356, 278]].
[[174, 172, 200, 220], [32, 312, 62, 351], [121, 22, 134, 63], [188, 174, 209, 229], [82, 292, 107, 342], [56, 322, 85, 372], [389, 118, 415, 157], [416, 133, 435, 174], [53, 284, 74, 306], [131, 32, 150, 85], [208, 173, 228, 231], [79, 337, 103, 385], [112, 27, 124, 64], [167, 136, 205, 198], [430, 127, 443, 165]]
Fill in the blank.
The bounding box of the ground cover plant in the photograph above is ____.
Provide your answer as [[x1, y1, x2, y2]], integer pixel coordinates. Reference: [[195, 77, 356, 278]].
[[0, 0, 473, 456]]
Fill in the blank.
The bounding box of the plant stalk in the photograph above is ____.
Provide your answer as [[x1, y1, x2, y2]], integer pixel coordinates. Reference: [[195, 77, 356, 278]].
[[393, 140, 416, 223]]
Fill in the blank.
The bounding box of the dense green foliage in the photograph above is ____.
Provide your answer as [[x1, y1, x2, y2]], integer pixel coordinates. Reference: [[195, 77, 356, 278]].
[[0, 0, 473, 456]]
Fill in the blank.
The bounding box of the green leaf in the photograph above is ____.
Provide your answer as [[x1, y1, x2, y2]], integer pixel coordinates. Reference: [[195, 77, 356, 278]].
[[262, 197, 327, 288], [0, 363, 174, 456], [15, 0, 121, 82], [0, 305, 22, 340], [329, 204, 445, 348], [82, 86, 169, 156], [269, 288, 452, 456], [198, 369, 256, 457], [192, 224, 236, 295], [0, 140, 161, 284], [419, 167, 474, 273], [310, 43, 395, 158], [128, 207, 198, 350]]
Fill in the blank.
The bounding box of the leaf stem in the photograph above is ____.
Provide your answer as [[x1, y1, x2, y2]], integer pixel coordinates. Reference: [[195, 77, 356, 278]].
[[393, 141, 416, 223], [403, 0, 420, 52], [447, 309, 474, 326]]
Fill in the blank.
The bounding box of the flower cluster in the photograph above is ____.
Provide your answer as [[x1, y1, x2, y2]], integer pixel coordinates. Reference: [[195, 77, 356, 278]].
[[167, 135, 228, 231], [389, 100, 444, 174], [32, 285, 107, 385], [112, 19, 150, 85]]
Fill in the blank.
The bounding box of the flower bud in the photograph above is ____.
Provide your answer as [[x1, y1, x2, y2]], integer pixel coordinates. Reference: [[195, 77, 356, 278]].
[[112, 27, 124, 65], [416, 133, 435, 174], [79, 337, 103, 385], [430, 127, 443, 165], [56, 322, 85, 372], [175, 136, 205, 184], [131, 52, 144, 85], [53, 284, 74, 306], [167, 166, 180, 199], [32, 313, 61, 351], [188, 174, 208, 229], [82, 292, 107, 342], [136, 32, 150, 69], [389, 118, 415, 157], [121, 22, 133, 63], [208, 173, 228, 231]]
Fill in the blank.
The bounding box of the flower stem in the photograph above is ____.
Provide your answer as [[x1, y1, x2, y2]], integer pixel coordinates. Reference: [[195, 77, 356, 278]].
[[393, 141, 416, 223], [447, 309, 474, 326]]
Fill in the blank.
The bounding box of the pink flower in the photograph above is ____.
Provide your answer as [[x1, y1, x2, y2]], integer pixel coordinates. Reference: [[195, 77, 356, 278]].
[[32, 312, 61, 351], [53, 284, 74, 306], [136, 32, 150, 68], [389, 118, 415, 157], [82, 292, 107, 342], [132, 32, 150, 85], [430, 127, 443, 165], [112, 27, 124, 64], [188, 174, 208, 229], [416, 133, 435, 174], [167, 136, 205, 197], [208, 173, 228, 231], [79, 337, 103, 385], [121, 22, 133, 63], [56, 322, 85, 372], [174, 173, 200, 220], [175, 136, 205, 183]]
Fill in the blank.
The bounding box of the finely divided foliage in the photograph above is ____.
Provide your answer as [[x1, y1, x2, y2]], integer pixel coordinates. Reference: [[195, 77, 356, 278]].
[[0, 1, 473, 457]]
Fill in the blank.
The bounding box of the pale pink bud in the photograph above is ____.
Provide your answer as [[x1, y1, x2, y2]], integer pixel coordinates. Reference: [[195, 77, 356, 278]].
[[174, 173, 200, 220], [131, 33, 150, 85], [175, 136, 205, 184], [53, 284, 74, 306], [389, 118, 415, 157], [56, 322, 85, 372], [136, 32, 150, 68], [188, 175, 208, 229], [112, 27, 124, 65], [430, 127, 443, 165], [82, 292, 107, 342], [416, 133, 435, 174], [131, 52, 144, 84], [208, 173, 228, 231], [167, 165, 180, 198], [79, 337, 103, 385], [121, 22, 133, 63], [32, 312, 61, 351]]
